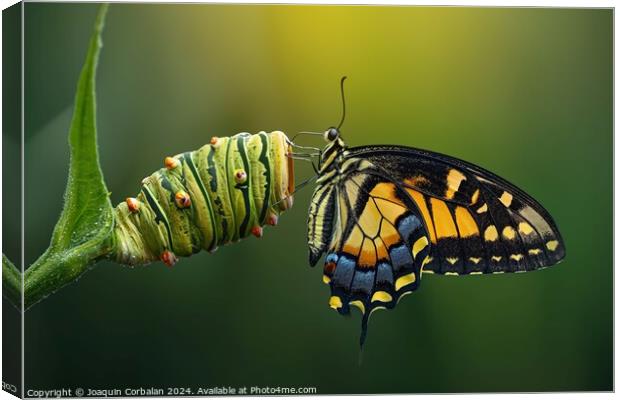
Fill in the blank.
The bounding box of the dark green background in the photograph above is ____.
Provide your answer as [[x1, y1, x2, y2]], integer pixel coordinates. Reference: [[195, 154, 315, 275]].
[[15, 3, 612, 393]]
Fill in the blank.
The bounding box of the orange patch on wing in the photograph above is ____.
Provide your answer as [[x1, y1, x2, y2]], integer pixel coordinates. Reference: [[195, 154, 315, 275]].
[[374, 237, 389, 260], [370, 182, 405, 206], [343, 225, 364, 255], [430, 198, 458, 239], [454, 206, 479, 238], [358, 238, 377, 268], [375, 199, 406, 225], [406, 189, 437, 243], [380, 221, 401, 248]]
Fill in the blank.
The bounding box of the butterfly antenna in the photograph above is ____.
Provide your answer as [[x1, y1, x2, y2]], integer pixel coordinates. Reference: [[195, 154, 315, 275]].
[[337, 76, 347, 130]]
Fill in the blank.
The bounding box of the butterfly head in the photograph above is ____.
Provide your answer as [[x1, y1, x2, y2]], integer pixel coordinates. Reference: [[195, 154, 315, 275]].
[[324, 127, 340, 142], [321, 126, 346, 152], [317, 127, 347, 173]]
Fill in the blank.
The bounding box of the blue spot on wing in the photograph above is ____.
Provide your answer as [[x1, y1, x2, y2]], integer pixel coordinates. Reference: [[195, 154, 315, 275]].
[[397, 214, 421, 242], [376, 262, 393, 285], [333, 256, 355, 288], [389, 245, 413, 272], [351, 270, 374, 296]]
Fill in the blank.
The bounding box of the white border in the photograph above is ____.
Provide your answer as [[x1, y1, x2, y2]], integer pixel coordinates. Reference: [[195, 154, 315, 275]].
[[0, 1, 615, 400]]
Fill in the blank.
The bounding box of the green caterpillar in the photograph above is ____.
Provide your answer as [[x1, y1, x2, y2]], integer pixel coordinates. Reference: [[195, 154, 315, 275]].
[[112, 131, 295, 266]]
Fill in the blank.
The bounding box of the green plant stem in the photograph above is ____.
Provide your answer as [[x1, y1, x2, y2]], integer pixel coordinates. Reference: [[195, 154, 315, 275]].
[[3, 254, 21, 309], [23, 240, 113, 310], [3, 237, 115, 310]]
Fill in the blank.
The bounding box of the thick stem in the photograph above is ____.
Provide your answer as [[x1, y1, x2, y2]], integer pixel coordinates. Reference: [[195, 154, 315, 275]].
[[23, 239, 113, 310], [2, 231, 115, 311]]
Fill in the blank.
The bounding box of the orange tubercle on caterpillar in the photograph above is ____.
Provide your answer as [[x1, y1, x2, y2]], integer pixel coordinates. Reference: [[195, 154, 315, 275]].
[[160, 250, 177, 267], [251, 226, 263, 238], [126, 197, 140, 213], [234, 169, 247, 184], [174, 191, 191, 208], [164, 156, 179, 170]]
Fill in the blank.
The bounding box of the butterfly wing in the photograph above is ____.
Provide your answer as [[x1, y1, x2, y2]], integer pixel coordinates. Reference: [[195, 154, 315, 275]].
[[307, 145, 565, 345], [308, 159, 432, 345], [344, 145, 566, 275]]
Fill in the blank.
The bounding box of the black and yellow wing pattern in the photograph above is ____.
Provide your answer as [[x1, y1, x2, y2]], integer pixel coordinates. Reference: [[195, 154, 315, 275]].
[[307, 144, 565, 345]]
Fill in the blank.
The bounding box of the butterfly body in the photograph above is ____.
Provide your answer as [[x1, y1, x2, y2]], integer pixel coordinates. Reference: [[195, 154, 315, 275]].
[[307, 131, 565, 345]]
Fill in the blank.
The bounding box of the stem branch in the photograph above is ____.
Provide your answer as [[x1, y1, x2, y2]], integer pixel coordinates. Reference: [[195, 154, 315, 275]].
[[2, 254, 21, 309]]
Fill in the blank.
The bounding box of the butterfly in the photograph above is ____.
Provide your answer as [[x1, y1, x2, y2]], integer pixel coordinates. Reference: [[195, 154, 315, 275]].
[[306, 79, 565, 346]]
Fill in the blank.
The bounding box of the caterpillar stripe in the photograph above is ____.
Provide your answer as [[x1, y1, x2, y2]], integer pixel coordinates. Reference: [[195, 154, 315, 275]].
[[113, 131, 294, 266]]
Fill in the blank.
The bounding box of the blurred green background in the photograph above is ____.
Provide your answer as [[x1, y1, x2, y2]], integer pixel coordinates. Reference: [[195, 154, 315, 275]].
[[14, 3, 612, 393]]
